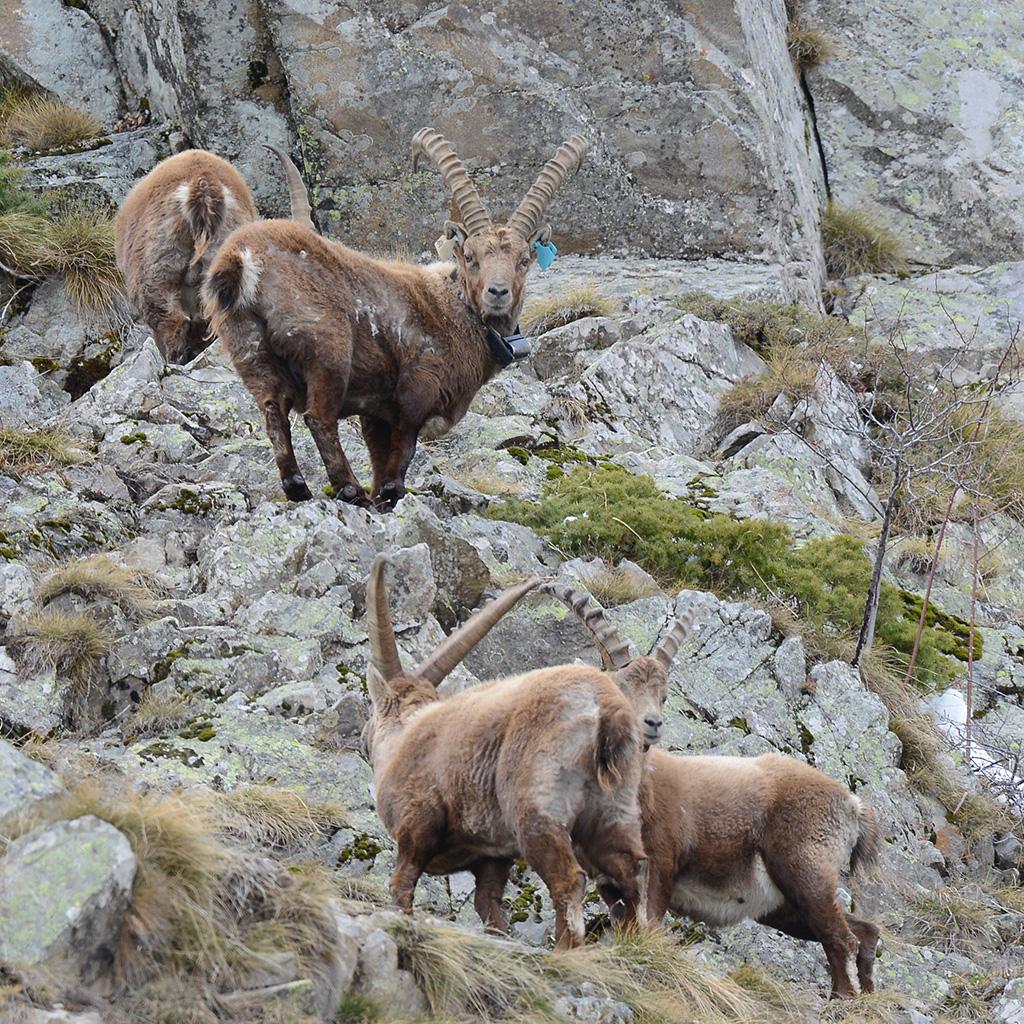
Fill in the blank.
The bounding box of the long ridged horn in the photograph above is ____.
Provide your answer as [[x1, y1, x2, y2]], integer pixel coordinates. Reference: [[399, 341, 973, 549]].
[[366, 555, 405, 685], [540, 581, 632, 671], [506, 135, 589, 241], [263, 144, 315, 232], [651, 607, 694, 672], [415, 577, 542, 686], [411, 128, 491, 236]]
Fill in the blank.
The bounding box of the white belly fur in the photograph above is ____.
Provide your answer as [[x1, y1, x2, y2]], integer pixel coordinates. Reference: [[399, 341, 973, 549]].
[[670, 854, 785, 927]]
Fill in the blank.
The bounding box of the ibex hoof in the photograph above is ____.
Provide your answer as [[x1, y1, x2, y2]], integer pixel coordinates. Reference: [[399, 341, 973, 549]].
[[283, 475, 313, 501], [375, 481, 406, 512]]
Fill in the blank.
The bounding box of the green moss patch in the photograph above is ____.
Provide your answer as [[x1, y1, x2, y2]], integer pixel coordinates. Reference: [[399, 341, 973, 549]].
[[491, 463, 976, 686]]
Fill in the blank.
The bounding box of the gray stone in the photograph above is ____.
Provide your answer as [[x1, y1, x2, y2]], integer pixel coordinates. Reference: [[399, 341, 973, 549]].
[[354, 926, 427, 1017], [0, 0, 122, 122], [0, 816, 136, 985], [805, 0, 1024, 267], [772, 635, 808, 700], [529, 316, 622, 381], [562, 310, 765, 457], [0, 738, 66, 834], [996, 978, 1024, 1024], [0, 648, 62, 736], [23, 126, 171, 208], [995, 834, 1022, 873], [0, 362, 70, 427], [845, 262, 1024, 384]]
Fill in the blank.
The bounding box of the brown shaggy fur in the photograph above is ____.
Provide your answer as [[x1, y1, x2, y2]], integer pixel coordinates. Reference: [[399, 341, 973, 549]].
[[363, 557, 649, 949], [202, 219, 541, 509], [599, 750, 882, 998], [116, 149, 258, 363]]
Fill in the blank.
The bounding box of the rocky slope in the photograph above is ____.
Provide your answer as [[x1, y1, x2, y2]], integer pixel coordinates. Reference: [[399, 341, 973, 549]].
[[1, 3, 1023, 1024]]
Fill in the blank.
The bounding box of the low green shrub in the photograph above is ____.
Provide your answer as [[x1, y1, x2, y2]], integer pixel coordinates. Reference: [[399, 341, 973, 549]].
[[491, 463, 976, 686]]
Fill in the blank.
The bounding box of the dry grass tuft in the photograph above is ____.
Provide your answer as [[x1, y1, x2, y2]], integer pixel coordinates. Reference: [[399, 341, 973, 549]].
[[718, 344, 819, 431], [393, 917, 783, 1023], [38, 209, 123, 313], [821, 990, 919, 1024], [216, 785, 347, 851], [583, 567, 661, 607], [0, 94, 102, 152], [522, 283, 620, 336], [126, 691, 195, 740], [37, 554, 162, 622], [822, 201, 907, 279], [0, 426, 87, 477], [0, 210, 47, 276], [905, 886, 1001, 954], [892, 535, 940, 575], [8, 608, 111, 699], [787, 25, 835, 68]]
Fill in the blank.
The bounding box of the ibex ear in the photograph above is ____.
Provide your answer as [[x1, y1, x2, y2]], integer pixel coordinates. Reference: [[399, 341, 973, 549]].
[[444, 220, 469, 248], [530, 223, 552, 247], [366, 663, 390, 706]]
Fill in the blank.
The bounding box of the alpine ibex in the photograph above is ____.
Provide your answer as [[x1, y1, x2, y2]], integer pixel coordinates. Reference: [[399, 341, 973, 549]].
[[362, 555, 654, 949], [202, 129, 588, 510], [115, 146, 313, 363], [555, 586, 882, 998]]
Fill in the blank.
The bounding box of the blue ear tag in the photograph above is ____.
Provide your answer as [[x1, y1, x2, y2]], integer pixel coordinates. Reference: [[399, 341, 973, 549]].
[[533, 239, 557, 270]]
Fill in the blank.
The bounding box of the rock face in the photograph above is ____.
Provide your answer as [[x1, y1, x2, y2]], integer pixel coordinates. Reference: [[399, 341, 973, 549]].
[[805, 0, 1024, 266], [0, 816, 136, 985], [258, 0, 824, 299], [0, 0, 122, 122], [0, 739, 66, 834]]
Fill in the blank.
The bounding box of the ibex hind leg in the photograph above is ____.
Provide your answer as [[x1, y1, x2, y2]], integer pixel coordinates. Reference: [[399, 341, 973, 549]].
[[586, 822, 648, 932], [761, 854, 861, 998], [847, 914, 880, 994], [225, 321, 312, 501], [518, 818, 587, 949]]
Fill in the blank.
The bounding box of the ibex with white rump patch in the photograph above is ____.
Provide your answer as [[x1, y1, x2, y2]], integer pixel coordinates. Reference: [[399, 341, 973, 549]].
[[116, 146, 313, 363], [202, 129, 587, 510], [362, 555, 668, 948], [553, 585, 882, 998]]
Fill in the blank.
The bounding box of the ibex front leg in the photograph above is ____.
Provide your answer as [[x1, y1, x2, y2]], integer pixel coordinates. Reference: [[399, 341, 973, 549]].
[[373, 419, 420, 512]]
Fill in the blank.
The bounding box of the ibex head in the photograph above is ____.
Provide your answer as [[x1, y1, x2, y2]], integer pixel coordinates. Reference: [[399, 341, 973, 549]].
[[362, 554, 540, 764], [541, 581, 694, 749], [411, 128, 588, 326]]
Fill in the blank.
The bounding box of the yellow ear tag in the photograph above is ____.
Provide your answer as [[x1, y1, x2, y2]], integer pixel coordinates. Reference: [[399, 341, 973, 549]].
[[435, 234, 457, 261]]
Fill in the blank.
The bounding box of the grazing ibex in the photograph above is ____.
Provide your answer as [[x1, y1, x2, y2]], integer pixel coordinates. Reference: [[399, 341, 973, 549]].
[[554, 586, 882, 998], [116, 146, 313, 363], [203, 129, 588, 510], [362, 555, 655, 949]]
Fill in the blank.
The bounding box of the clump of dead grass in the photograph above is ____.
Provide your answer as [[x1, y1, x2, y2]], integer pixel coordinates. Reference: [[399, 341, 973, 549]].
[[0, 94, 102, 152], [216, 785, 347, 851], [521, 283, 620, 336], [37, 554, 163, 622], [787, 25, 834, 69], [37, 209, 123, 312], [7, 608, 110, 693], [582, 567, 661, 607], [125, 691, 195, 741], [822, 201, 907, 280], [717, 344, 819, 431], [0, 426, 87, 477], [393, 917, 785, 1023]]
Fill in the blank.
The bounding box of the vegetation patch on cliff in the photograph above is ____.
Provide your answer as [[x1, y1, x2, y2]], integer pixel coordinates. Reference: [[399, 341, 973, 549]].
[[491, 463, 977, 686]]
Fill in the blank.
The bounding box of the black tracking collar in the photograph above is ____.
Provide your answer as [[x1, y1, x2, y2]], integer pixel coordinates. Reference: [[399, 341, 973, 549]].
[[485, 324, 532, 368]]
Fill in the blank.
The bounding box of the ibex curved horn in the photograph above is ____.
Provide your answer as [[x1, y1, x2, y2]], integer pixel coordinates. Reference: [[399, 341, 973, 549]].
[[366, 555, 405, 689], [506, 135, 589, 241], [650, 606, 695, 672], [263, 144, 315, 232], [416, 577, 541, 686], [540, 581, 632, 671], [411, 128, 492, 237]]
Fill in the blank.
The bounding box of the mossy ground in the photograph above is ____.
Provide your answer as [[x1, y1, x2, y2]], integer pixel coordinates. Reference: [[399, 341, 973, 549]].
[[491, 462, 978, 688]]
